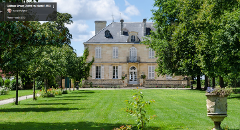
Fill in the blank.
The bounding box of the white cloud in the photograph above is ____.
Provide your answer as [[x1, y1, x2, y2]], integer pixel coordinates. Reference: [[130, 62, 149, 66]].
[[73, 31, 95, 42], [125, 5, 140, 16], [124, 0, 140, 16]]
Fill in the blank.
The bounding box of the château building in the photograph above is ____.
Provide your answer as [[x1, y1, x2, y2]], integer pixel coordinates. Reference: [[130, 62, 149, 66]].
[[83, 19, 188, 87]]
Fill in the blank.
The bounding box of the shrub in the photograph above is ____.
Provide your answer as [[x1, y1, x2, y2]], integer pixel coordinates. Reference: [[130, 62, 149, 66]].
[[4, 79, 11, 89], [125, 88, 156, 130], [0, 87, 10, 95], [0, 77, 4, 87], [113, 125, 132, 130], [11, 79, 21, 90]]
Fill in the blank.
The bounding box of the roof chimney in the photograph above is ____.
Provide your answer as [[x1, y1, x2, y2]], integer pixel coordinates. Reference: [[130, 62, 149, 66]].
[[120, 19, 124, 35], [95, 21, 107, 35], [143, 19, 147, 36]]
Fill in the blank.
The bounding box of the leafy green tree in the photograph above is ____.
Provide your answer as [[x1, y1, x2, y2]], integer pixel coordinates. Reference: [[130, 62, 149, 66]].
[[143, 0, 202, 89]]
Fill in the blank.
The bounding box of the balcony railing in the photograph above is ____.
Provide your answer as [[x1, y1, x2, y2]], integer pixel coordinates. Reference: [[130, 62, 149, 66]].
[[127, 56, 140, 63]]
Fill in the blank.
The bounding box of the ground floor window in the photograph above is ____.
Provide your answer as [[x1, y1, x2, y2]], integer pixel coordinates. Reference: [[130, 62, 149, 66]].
[[96, 66, 101, 79], [113, 66, 118, 79], [148, 66, 155, 79]]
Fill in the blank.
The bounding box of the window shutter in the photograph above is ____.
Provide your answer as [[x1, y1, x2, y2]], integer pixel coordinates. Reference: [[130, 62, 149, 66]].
[[109, 65, 112, 79], [152, 66, 155, 79], [148, 66, 151, 79], [149, 48, 151, 58], [152, 50, 154, 58], [116, 47, 118, 58], [92, 65, 95, 79], [118, 66, 122, 79], [99, 47, 101, 58], [113, 47, 115, 58], [101, 65, 104, 79]]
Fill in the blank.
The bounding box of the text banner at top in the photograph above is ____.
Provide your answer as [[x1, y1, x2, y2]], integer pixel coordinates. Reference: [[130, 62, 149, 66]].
[[0, 2, 57, 21]]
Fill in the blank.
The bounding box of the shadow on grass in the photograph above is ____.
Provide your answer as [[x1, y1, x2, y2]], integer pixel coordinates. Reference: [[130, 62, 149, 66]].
[[0, 107, 85, 112], [228, 94, 240, 100], [70, 90, 95, 94], [0, 121, 164, 130], [22, 103, 76, 105]]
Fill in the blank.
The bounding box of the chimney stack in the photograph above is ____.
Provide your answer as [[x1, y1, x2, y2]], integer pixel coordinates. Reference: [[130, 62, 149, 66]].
[[95, 21, 107, 35], [143, 19, 147, 36], [120, 19, 124, 35]]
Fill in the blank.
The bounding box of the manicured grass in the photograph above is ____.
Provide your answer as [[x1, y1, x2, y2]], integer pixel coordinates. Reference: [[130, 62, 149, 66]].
[[0, 89, 239, 130], [0, 90, 37, 100]]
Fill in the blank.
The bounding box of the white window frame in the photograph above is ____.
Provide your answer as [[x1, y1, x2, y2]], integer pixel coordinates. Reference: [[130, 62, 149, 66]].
[[95, 47, 101, 58], [149, 48, 155, 59], [96, 66, 101, 79], [148, 66, 155, 79], [113, 47, 118, 59], [113, 66, 118, 79]]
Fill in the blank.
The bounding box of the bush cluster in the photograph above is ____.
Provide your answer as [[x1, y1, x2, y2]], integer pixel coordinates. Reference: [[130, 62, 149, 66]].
[[0, 87, 10, 95]]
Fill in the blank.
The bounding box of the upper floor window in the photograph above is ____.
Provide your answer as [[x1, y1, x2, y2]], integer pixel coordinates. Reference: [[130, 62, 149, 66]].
[[95, 47, 101, 58], [105, 30, 113, 38], [113, 47, 118, 59], [149, 48, 155, 59], [131, 35, 135, 42]]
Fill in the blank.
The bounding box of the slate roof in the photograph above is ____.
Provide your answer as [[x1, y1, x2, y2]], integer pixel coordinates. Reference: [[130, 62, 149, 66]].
[[85, 22, 154, 43]]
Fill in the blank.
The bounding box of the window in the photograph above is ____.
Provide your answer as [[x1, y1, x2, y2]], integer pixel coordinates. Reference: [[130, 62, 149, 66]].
[[113, 47, 118, 59], [166, 74, 172, 80], [105, 30, 112, 38], [96, 66, 101, 79], [113, 66, 118, 79], [149, 48, 154, 58], [95, 47, 101, 58], [146, 28, 151, 35], [148, 66, 155, 79], [131, 35, 135, 42]]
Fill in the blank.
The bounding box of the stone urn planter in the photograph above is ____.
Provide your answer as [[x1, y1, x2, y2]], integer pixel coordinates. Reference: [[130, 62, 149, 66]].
[[206, 87, 232, 130]]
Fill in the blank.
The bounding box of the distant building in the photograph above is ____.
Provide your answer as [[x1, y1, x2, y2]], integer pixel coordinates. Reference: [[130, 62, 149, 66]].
[[83, 19, 188, 87]]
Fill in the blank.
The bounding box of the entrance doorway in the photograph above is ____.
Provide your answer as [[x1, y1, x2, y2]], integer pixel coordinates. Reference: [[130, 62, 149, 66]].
[[129, 66, 137, 84]]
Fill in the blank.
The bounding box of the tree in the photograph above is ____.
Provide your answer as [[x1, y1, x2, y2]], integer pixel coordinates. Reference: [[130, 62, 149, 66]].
[[143, 0, 202, 89]]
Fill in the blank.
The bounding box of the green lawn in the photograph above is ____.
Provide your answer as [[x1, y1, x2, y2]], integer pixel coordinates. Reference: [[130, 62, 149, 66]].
[[0, 89, 239, 130], [0, 90, 37, 100]]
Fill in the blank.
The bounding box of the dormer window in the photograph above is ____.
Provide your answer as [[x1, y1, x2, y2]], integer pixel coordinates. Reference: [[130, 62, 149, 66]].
[[105, 30, 113, 38], [146, 28, 151, 35], [131, 35, 135, 42]]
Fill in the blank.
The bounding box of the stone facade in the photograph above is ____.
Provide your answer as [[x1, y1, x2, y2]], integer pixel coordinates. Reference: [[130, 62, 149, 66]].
[[83, 19, 188, 87]]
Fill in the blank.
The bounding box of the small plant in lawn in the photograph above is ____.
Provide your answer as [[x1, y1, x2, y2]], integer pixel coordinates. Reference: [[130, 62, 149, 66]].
[[125, 88, 156, 130], [113, 125, 132, 130]]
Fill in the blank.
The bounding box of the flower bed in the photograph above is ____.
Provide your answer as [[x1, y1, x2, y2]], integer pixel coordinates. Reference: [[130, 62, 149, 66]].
[[40, 87, 63, 97]]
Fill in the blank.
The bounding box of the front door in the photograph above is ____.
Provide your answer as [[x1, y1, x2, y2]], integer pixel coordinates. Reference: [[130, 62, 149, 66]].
[[129, 66, 137, 84]]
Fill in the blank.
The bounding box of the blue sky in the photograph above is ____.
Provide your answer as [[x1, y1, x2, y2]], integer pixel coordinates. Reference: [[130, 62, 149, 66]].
[[39, 0, 156, 56]]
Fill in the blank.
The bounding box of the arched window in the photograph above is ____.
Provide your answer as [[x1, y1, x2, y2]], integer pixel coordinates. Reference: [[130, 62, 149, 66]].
[[131, 35, 135, 42]]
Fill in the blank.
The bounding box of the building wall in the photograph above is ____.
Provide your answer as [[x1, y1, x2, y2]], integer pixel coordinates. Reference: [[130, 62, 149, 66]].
[[84, 43, 184, 81]]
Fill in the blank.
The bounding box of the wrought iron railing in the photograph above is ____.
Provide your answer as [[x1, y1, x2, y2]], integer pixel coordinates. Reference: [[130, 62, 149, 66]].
[[127, 56, 140, 63]]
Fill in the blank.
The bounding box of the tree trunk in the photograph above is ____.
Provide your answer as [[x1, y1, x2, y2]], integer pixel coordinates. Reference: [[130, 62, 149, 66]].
[[204, 75, 208, 90], [60, 75, 62, 88], [33, 78, 36, 100], [15, 71, 18, 105], [196, 75, 201, 90], [219, 76, 224, 88], [212, 77, 215, 88]]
